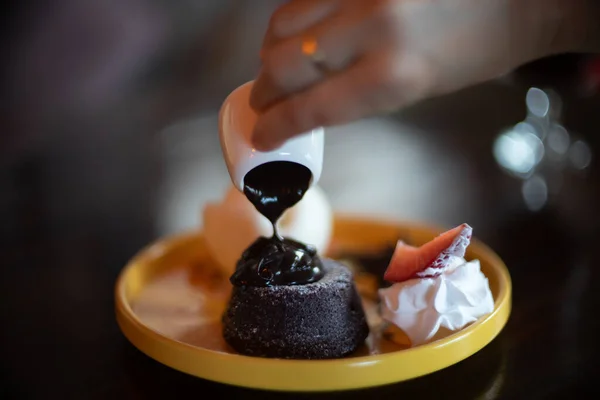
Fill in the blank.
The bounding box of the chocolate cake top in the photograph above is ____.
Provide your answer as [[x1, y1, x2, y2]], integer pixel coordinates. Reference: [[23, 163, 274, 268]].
[[231, 161, 325, 287]]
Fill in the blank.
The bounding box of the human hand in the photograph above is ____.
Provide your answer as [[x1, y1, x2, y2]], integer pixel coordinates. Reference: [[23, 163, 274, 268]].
[[250, 0, 582, 150]]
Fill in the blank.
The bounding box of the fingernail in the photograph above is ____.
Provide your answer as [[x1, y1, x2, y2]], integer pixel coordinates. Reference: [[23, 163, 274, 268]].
[[251, 128, 272, 151], [251, 127, 282, 152], [252, 136, 280, 152]]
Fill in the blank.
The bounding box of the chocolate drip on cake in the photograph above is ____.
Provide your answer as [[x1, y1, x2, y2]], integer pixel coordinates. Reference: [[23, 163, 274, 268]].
[[230, 236, 324, 286], [231, 161, 324, 287], [223, 160, 369, 359]]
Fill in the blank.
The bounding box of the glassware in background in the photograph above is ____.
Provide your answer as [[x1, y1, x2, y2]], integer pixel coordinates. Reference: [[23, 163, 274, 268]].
[[493, 87, 593, 212]]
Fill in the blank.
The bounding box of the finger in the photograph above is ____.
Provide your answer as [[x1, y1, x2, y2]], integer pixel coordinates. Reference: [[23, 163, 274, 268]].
[[262, 0, 340, 49], [252, 54, 383, 150], [251, 10, 367, 112], [251, 51, 433, 151]]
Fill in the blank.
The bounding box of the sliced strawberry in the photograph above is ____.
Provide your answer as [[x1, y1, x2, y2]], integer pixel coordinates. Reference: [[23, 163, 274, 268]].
[[383, 224, 473, 283]]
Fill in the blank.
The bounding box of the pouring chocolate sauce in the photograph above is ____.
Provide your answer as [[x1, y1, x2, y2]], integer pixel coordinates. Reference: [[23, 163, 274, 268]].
[[230, 161, 325, 287]]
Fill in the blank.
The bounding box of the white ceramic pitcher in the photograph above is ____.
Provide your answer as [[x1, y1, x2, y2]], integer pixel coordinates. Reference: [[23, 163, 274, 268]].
[[218, 80, 324, 191]]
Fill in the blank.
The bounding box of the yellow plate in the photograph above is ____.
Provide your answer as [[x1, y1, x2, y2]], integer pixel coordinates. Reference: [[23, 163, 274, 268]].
[[115, 216, 512, 392]]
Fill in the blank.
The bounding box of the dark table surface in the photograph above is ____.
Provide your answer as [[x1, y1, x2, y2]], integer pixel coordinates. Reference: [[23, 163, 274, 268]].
[[2, 57, 600, 399]]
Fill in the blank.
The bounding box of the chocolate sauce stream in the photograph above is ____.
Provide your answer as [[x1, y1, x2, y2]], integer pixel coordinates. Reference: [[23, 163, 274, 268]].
[[230, 161, 325, 287]]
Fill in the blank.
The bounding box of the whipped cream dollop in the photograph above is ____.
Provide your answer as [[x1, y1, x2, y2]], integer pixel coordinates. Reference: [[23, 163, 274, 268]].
[[203, 184, 333, 276], [379, 257, 494, 346]]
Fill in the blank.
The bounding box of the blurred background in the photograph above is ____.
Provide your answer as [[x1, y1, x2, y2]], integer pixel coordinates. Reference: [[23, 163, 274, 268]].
[[2, 0, 598, 247], [1, 1, 600, 398]]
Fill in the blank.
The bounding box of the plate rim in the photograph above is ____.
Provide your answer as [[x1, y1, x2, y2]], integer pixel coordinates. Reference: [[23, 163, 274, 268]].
[[115, 216, 512, 392]]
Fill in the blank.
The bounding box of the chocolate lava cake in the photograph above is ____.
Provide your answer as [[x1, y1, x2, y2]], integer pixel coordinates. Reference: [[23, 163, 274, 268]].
[[222, 258, 369, 359]]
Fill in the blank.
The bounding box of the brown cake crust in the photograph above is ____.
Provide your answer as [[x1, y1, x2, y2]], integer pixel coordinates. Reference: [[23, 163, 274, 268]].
[[222, 259, 369, 359]]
